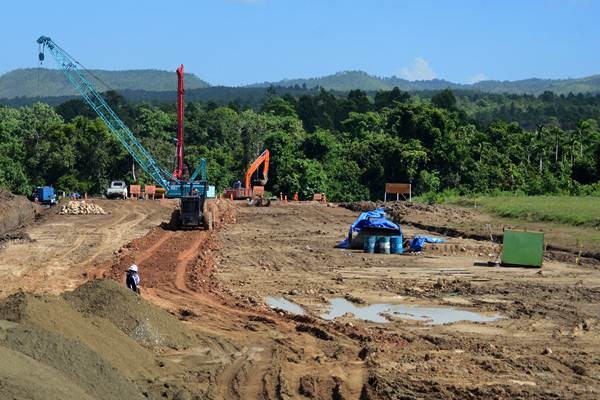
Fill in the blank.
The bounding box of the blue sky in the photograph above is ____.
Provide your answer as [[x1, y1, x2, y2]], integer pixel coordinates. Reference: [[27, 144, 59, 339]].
[[2, 0, 599, 86]]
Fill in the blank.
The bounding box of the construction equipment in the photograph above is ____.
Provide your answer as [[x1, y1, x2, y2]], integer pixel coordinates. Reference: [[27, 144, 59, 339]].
[[174, 183, 212, 229], [36, 36, 208, 199], [173, 64, 185, 180], [224, 149, 271, 206], [33, 186, 57, 205], [37, 36, 213, 229]]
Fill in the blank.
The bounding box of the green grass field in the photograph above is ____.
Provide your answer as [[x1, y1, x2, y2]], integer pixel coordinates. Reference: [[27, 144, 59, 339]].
[[451, 195, 600, 227]]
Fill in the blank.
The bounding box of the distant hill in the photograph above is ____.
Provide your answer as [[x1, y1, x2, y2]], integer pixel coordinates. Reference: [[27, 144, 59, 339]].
[[0, 68, 210, 99], [250, 70, 600, 95], [3, 68, 600, 103]]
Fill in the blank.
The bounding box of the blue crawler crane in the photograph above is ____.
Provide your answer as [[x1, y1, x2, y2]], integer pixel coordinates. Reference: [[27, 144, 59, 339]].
[[37, 36, 212, 229]]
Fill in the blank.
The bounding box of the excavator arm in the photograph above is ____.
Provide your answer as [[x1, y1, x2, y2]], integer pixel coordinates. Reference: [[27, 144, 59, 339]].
[[244, 149, 270, 188]]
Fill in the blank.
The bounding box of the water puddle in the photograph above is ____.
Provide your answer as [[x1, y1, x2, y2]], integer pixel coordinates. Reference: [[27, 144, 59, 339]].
[[321, 298, 502, 325], [266, 296, 305, 315]]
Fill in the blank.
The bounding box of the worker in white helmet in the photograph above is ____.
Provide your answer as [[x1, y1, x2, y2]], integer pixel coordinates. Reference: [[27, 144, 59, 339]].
[[126, 264, 141, 294]]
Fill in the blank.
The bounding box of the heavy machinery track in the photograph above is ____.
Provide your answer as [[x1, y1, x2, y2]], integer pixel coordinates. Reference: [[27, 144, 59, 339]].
[[95, 201, 367, 399]]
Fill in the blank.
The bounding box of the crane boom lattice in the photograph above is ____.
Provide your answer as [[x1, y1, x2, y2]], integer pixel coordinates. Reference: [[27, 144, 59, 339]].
[[37, 36, 172, 189]]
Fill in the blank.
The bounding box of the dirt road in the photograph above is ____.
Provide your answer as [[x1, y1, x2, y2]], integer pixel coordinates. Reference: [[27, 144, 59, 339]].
[[0, 199, 175, 296], [1, 199, 599, 399]]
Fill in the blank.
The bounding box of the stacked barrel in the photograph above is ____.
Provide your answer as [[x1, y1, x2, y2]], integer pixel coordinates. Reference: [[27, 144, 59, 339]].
[[363, 234, 403, 254]]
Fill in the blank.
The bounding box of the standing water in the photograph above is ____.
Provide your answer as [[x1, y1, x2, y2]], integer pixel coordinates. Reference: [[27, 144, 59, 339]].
[[321, 298, 502, 325], [266, 296, 305, 315]]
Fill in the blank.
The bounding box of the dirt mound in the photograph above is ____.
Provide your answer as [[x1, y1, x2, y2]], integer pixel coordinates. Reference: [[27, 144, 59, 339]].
[[383, 201, 477, 224], [0, 289, 159, 378], [0, 345, 95, 400], [341, 200, 476, 224], [339, 200, 382, 212], [1, 323, 144, 400], [63, 280, 193, 349], [0, 188, 39, 236], [0, 290, 150, 400]]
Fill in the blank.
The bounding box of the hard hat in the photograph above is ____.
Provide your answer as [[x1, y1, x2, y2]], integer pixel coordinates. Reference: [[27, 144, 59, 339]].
[[128, 264, 138, 272]]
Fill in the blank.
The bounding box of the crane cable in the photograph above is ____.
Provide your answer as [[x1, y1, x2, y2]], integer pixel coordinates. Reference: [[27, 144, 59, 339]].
[[53, 40, 116, 94]]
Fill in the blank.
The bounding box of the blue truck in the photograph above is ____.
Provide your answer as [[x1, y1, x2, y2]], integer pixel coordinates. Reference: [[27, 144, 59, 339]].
[[35, 186, 57, 205]]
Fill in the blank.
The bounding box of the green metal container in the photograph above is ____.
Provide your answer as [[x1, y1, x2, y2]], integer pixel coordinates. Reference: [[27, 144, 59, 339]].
[[501, 229, 544, 267]]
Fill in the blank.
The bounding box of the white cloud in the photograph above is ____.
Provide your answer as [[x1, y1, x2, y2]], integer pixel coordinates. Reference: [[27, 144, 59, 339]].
[[466, 73, 488, 84], [398, 57, 436, 81]]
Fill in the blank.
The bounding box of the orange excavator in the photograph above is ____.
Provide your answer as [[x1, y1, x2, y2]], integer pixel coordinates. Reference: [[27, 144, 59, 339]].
[[224, 149, 271, 206]]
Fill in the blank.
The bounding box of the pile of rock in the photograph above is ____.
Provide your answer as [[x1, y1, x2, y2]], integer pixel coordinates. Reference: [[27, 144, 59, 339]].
[[59, 201, 106, 215]]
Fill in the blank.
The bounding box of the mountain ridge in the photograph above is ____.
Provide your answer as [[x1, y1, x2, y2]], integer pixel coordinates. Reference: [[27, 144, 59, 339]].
[[0, 68, 210, 99], [248, 70, 600, 95], [2, 68, 600, 99]]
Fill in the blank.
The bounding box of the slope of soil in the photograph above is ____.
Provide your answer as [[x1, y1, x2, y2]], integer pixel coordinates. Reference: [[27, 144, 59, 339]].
[[0, 346, 95, 400], [0, 188, 39, 236], [1, 323, 144, 400], [0, 291, 149, 399], [64, 280, 193, 349], [0, 289, 158, 379]]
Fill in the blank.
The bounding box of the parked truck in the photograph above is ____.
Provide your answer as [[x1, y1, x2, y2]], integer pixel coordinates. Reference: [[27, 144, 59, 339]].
[[33, 186, 57, 205], [106, 181, 128, 199]]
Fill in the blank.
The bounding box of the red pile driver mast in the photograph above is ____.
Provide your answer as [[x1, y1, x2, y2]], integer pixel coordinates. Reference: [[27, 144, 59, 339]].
[[173, 64, 185, 180]]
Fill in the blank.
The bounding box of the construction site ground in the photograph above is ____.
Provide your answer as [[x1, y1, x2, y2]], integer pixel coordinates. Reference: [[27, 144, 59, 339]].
[[0, 198, 599, 399]]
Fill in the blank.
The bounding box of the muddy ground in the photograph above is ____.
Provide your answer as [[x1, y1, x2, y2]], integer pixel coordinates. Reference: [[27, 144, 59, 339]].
[[0, 198, 599, 399], [343, 200, 600, 260], [0, 198, 175, 296]]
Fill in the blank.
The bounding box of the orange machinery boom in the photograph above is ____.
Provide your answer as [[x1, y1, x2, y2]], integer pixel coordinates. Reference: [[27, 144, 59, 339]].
[[225, 149, 270, 199], [244, 149, 270, 188]]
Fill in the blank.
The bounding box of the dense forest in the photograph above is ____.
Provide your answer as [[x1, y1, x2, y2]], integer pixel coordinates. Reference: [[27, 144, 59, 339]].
[[1, 87, 599, 201]]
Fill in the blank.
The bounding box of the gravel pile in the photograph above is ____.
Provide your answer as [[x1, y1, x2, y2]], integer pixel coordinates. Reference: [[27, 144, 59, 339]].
[[59, 201, 106, 215]]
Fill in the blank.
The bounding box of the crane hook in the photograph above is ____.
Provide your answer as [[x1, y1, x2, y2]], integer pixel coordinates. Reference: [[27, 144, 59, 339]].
[[38, 43, 45, 64]]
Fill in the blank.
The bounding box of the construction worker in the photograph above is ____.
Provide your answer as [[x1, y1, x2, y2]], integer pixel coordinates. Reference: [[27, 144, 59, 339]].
[[126, 264, 141, 294]]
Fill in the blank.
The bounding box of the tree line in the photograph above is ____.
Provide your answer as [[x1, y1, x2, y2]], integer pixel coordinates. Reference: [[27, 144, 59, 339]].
[[0, 88, 599, 201]]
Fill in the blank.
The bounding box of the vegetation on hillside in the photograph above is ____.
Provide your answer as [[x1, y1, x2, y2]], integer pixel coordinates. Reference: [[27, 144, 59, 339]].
[[0, 68, 209, 99], [0, 87, 599, 201], [250, 70, 600, 95], [3, 69, 600, 102]]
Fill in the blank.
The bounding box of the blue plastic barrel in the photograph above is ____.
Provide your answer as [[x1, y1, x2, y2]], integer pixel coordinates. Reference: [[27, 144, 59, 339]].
[[376, 236, 391, 254], [390, 235, 404, 254], [363, 236, 376, 253]]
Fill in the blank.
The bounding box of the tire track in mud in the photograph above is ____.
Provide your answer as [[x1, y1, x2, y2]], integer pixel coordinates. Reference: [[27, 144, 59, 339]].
[[93, 202, 369, 399]]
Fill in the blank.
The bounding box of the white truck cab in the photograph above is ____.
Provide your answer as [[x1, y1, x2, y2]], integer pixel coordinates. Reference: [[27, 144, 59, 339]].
[[106, 181, 128, 199]]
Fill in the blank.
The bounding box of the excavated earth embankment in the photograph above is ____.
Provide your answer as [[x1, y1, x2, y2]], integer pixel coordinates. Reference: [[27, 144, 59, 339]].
[[0, 188, 39, 238], [0, 280, 197, 400]]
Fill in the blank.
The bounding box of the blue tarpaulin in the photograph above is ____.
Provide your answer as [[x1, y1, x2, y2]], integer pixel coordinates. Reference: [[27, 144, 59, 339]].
[[336, 208, 400, 249], [409, 235, 446, 251]]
